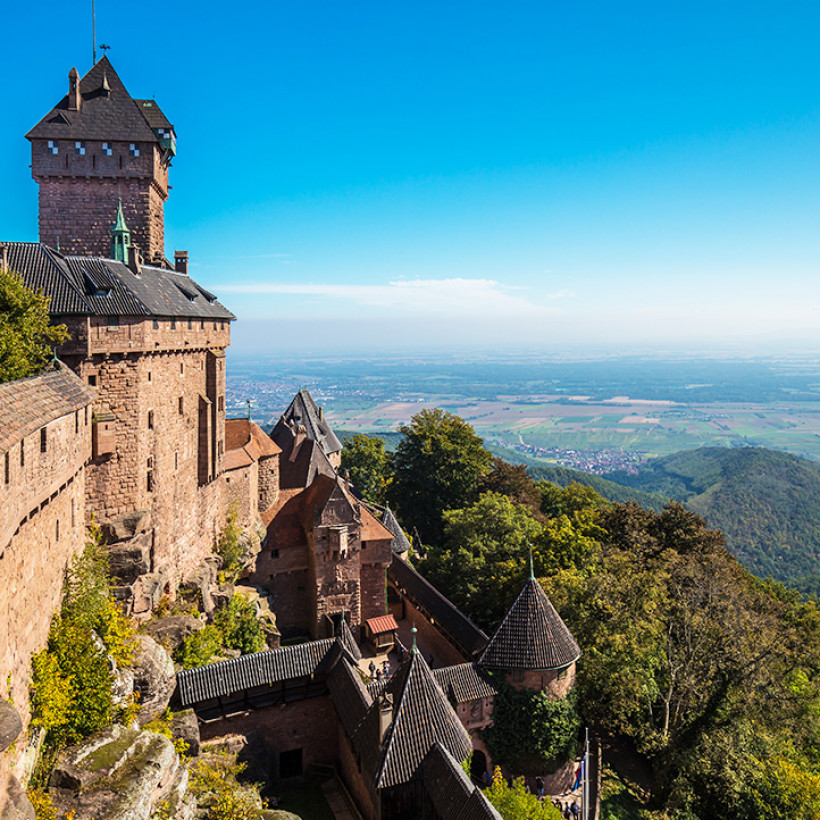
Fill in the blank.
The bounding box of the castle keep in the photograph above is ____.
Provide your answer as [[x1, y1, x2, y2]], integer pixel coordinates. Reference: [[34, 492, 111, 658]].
[[1, 58, 588, 820]]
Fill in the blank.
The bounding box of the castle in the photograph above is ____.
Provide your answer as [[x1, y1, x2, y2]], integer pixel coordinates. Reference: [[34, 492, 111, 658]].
[[0, 59, 586, 820]]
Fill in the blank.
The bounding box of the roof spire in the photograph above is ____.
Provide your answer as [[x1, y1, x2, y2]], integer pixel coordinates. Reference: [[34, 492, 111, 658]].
[[528, 543, 535, 580], [411, 626, 418, 655], [110, 200, 131, 262]]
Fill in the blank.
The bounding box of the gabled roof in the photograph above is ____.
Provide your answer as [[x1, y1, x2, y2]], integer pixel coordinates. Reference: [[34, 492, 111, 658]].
[[478, 578, 580, 671], [422, 742, 502, 820], [27, 58, 161, 143], [225, 418, 281, 461], [2, 242, 234, 320], [388, 556, 489, 658], [273, 389, 342, 457], [433, 663, 498, 704], [381, 505, 412, 555], [273, 430, 336, 490], [374, 647, 472, 788], [0, 361, 96, 451], [177, 638, 336, 706], [360, 504, 393, 542]]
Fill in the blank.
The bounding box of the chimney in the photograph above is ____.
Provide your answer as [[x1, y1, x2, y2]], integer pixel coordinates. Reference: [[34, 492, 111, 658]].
[[377, 691, 394, 744], [128, 245, 142, 277], [0, 243, 7, 271], [174, 251, 189, 275], [68, 68, 81, 111]]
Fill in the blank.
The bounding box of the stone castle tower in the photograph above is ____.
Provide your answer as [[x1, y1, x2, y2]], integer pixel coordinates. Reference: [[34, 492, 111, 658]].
[[26, 57, 176, 263]]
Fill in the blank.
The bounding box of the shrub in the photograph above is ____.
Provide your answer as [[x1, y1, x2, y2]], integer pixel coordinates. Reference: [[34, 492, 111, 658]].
[[176, 625, 223, 669], [189, 756, 267, 820], [215, 594, 265, 655], [484, 767, 562, 819], [216, 505, 243, 580]]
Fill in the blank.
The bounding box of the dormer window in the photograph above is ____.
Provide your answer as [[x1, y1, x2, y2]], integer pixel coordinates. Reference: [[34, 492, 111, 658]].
[[102, 142, 113, 156], [75, 141, 86, 156], [47, 140, 58, 155], [129, 143, 140, 157]]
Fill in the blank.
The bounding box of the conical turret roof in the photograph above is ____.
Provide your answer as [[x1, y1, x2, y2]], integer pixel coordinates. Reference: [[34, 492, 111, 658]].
[[479, 577, 580, 671], [374, 645, 472, 788], [275, 389, 342, 458]]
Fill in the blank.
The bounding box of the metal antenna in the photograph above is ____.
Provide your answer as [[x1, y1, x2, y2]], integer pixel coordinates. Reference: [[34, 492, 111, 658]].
[[92, 0, 96, 64]]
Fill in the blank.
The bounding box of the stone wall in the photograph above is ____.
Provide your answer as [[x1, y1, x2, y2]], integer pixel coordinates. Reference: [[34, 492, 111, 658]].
[[71, 321, 230, 594], [0, 472, 87, 728], [396, 597, 468, 668], [199, 696, 339, 780], [508, 664, 576, 699], [32, 140, 168, 261], [359, 561, 389, 623], [257, 455, 279, 513], [223, 461, 259, 528], [337, 725, 377, 820]]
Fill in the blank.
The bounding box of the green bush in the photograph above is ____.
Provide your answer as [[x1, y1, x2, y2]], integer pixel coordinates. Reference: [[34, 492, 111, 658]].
[[176, 625, 223, 669], [216, 594, 265, 655], [216, 505, 243, 580], [484, 767, 562, 819]]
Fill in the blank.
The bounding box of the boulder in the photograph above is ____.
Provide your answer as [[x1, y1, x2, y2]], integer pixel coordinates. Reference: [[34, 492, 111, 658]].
[[0, 700, 22, 753], [210, 582, 235, 613], [100, 510, 152, 544], [170, 709, 200, 757], [131, 635, 176, 724], [132, 569, 168, 616], [1, 774, 35, 820], [108, 531, 152, 583], [49, 725, 180, 820], [145, 615, 204, 654], [180, 559, 220, 615]]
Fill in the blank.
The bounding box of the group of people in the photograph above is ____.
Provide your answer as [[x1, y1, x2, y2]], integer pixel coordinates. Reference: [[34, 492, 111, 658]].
[[532, 775, 581, 818]]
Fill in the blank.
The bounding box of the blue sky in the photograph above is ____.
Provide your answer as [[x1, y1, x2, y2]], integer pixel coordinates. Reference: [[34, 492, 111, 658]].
[[3, 1, 820, 355]]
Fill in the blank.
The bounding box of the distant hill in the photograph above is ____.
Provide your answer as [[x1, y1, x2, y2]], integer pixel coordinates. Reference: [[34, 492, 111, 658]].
[[524, 463, 669, 512], [605, 447, 820, 590]]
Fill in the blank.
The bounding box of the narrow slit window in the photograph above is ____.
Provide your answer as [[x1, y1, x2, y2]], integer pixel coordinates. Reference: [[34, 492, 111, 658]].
[[148, 411, 154, 430], [40, 428, 47, 453], [4, 452, 9, 484]]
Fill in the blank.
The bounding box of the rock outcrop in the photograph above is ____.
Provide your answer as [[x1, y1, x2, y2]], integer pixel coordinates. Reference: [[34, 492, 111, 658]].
[[49, 725, 182, 820], [0, 699, 35, 820], [145, 615, 204, 654], [131, 636, 176, 725]]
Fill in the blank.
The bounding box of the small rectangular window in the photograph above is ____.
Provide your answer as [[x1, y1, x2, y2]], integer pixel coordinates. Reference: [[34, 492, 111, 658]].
[[147, 470, 153, 492], [271, 549, 279, 558], [107, 315, 119, 330], [102, 142, 113, 156], [188, 319, 193, 330], [217, 396, 224, 412], [129, 143, 140, 157], [180, 362, 184, 375], [48, 140, 58, 155], [75, 141, 86, 156], [88, 374, 97, 386], [178, 396, 183, 415], [55, 520, 60, 541], [200, 320, 205, 330], [153, 318, 159, 330], [148, 371, 152, 382], [4, 452, 9, 484], [40, 428, 47, 453], [84, 406, 88, 425], [171, 318, 176, 330], [147, 411, 154, 430]]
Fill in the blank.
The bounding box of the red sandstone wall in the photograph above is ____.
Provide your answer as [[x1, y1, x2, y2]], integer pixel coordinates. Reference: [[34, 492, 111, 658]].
[[508, 664, 576, 698], [32, 140, 168, 261], [199, 696, 339, 779], [398, 597, 468, 668], [337, 725, 377, 820], [257, 455, 279, 513], [75, 319, 230, 591], [0, 472, 87, 728], [223, 462, 259, 528], [359, 561, 388, 623]]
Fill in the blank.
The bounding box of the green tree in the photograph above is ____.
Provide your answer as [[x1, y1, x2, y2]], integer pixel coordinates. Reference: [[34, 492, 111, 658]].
[[480, 458, 543, 513], [176, 625, 223, 669], [0, 266, 68, 383], [484, 767, 562, 819], [420, 492, 543, 631], [389, 409, 492, 545], [341, 433, 393, 504]]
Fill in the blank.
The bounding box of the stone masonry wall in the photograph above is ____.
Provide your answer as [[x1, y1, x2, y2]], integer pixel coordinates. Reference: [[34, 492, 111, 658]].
[[257, 455, 279, 513], [223, 462, 259, 528], [359, 560, 389, 623], [0, 391, 92, 727], [75, 318, 230, 593], [199, 696, 339, 780], [508, 664, 576, 699], [337, 724, 377, 820], [32, 140, 168, 261]]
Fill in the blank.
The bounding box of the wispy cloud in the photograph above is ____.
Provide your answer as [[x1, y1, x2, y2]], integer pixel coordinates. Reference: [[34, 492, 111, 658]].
[[218, 278, 570, 316]]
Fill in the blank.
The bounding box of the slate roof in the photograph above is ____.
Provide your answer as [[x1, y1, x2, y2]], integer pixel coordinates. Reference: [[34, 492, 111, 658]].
[[177, 638, 336, 706], [3, 242, 234, 320], [273, 389, 342, 458], [273, 432, 337, 490], [479, 578, 581, 671], [374, 648, 473, 788], [339, 619, 362, 662], [27, 58, 164, 143], [0, 361, 96, 452], [433, 663, 498, 704], [327, 654, 373, 740], [388, 556, 489, 658], [422, 742, 502, 820], [379, 505, 412, 555]]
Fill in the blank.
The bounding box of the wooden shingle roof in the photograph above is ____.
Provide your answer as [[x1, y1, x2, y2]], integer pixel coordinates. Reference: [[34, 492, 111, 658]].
[[479, 578, 580, 671], [381, 505, 412, 555], [375, 649, 473, 788], [433, 663, 498, 704], [422, 742, 502, 820], [0, 362, 96, 451], [388, 556, 489, 658], [177, 639, 336, 706]]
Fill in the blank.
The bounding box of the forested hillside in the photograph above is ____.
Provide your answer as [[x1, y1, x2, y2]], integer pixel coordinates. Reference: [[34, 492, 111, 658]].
[[604, 447, 820, 591]]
